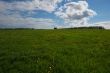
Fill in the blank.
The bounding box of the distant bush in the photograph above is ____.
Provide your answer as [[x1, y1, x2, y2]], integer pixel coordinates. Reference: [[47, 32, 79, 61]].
[[54, 27, 57, 29], [63, 26, 105, 30]]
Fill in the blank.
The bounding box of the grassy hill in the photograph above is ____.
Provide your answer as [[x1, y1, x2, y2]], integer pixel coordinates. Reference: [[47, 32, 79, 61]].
[[0, 29, 110, 73]]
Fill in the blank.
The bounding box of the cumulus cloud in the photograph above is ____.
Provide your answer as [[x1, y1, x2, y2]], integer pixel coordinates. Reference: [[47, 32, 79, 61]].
[[0, 0, 62, 13], [55, 1, 96, 26], [0, 13, 54, 29], [0, 0, 60, 29], [0, 0, 97, 28]]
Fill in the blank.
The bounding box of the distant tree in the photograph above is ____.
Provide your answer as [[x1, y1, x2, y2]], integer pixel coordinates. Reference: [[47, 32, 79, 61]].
[[54, 27, 57, 29], [63, 26, 105, 29]]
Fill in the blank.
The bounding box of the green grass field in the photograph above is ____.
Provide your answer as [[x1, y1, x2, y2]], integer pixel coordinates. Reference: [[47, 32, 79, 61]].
[[0, 29, 110, 73]]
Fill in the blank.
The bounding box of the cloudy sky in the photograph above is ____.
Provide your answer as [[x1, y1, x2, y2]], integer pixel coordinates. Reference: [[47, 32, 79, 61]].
[[0, 0, 110, 29]]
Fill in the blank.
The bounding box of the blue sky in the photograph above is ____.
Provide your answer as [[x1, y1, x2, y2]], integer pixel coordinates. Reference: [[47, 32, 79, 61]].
[[0, 0, 110, 29], [88, 0, 110, 23]]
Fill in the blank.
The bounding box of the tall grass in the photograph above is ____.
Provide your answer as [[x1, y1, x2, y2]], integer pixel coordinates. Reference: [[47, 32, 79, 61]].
[[0, 29, 110, 73]]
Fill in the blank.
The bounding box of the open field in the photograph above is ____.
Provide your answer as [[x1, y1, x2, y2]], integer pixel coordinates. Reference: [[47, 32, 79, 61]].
[[0, 29, 110, 73]]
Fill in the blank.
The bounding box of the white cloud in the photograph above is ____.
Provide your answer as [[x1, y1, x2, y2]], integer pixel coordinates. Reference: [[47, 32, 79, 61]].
[[0, 14, 54, 29], [0, 0, 60, 29], [0, 0, 62, 13], [13, 0, 62, 12], [55, 1, 96, 26], [0, 0, 97, 29], [95, 21, 110, 29]]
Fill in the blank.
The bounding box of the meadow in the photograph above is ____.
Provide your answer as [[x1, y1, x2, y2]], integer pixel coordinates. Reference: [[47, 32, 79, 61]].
[[0, 29, 110, 73]]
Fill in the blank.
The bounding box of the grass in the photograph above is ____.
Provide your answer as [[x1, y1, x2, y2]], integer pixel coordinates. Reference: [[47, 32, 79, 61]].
[[0, 29, 110, 73]]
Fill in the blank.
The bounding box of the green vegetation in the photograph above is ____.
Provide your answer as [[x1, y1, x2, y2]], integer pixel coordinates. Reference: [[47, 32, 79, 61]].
[[0, 29, 110, 73]]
